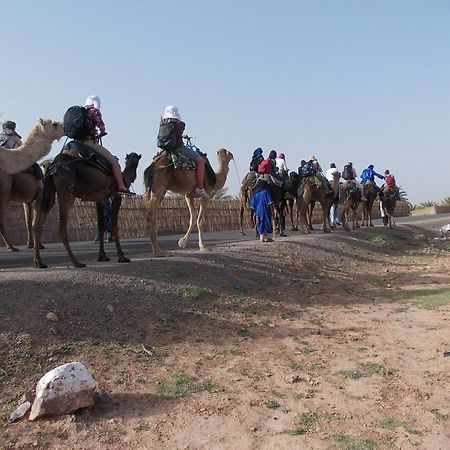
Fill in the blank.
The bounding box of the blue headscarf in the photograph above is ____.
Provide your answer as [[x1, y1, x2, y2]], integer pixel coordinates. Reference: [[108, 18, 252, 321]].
[[253, 147, 263, 157]]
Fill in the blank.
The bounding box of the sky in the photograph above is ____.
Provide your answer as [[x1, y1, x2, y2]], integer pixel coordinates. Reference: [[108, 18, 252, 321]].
[[2, 0, 449, 204]]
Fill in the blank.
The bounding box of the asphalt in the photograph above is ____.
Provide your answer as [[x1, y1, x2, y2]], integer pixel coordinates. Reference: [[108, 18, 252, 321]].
[[1, 214, 449, 270]]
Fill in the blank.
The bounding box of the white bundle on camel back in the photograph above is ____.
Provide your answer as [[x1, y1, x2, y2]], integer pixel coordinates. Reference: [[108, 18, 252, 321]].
[[0, 119, 64, 174]]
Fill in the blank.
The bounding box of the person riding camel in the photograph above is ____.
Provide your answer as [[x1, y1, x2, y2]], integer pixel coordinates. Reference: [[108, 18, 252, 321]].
[[360, 164, 384, 196], [258, 150, 283, 187], [249, 147, 264, 172], [158, 105, 209, 198], [275, 152, 289, 177], [381, 169, 400, 200], [79, 95, 134, 196], [0, 121, 44, 189], [308, 155, 331, 193], [342, 161, 366, 201]]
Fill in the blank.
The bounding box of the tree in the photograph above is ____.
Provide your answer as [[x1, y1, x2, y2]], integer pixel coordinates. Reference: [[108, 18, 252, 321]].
[[441, 197, 450, 205]]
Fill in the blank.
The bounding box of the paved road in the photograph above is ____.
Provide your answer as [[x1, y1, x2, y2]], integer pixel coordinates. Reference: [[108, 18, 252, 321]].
[[1, 214, 449, 270]]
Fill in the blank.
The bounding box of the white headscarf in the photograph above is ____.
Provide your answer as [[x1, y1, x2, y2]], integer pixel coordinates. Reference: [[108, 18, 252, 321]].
[[162, 105, 181, 120], [85, 95, 101, 109]]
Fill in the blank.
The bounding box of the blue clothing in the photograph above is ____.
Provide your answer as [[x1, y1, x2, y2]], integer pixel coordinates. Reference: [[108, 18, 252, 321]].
[[361, 167, 384, 184], [250, 189, 274, 234]]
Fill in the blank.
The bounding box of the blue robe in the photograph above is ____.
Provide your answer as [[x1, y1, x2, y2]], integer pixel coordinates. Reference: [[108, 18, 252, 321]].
[[250, 189, 273, 234]]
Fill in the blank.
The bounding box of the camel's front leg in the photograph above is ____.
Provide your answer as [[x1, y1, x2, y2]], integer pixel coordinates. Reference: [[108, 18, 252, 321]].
[[177, 195, 198, 249], [110, 196, 130, 263], [145, 193, 165, 257], [96, 202, 110, 262], [321, 202, 330, 233], [197, 198, 209, 252]]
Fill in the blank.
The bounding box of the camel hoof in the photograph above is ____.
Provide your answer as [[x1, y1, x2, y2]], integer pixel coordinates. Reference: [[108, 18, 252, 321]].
[[118, 256, 131, 263], [369, 224, 374, 227], [34, 261, 48, 269], [178, 238, 188, 249], [74, 262, 86, 268], [291, 227, 298, 231], [200, 246, 210, 252], [8, 247, 19, 252], [98, 255, 110, 262]]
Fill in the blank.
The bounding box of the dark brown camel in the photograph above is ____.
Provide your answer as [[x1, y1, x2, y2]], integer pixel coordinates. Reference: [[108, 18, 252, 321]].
[[285, 172, 305, 232], [361, 181, 378, 227], [339, 180, 362, 231], [300, 172, 340, 233], [239, 172, 286, 237], [381, 187, 398, 228], [33, 151, 141, 268]]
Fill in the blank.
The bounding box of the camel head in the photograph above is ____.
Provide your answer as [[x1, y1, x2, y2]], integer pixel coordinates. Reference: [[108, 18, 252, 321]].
[[216, 148, 234, 166], [38, 118, 65, 140]]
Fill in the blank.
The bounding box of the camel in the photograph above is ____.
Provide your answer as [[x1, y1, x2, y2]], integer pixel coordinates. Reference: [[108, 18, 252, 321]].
[[33, 151, 141, 268], [339, 180, 362, 231], [239, 172, 286, 237], [361, 181, 378, 227], [0, 119, 64, 175], [300, 172, 340, 233], [143, 148, 233, 256], [381, 187, 398, 228]]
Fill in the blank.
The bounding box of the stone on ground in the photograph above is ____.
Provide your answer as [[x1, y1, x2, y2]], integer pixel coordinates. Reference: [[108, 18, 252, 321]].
[[29, 362, 96, 421]]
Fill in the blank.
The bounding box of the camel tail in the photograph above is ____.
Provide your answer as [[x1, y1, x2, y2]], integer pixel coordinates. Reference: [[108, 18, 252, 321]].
[[143, 163, 155, 193], [40, 174, 56, 213]]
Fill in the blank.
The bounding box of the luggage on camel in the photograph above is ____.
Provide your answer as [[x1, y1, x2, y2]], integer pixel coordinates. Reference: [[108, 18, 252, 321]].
[[157, 118, 179, 151], [63, 106, 89, 140], [300, 160, 315, 177], [250, 155, 263, 172], [342, 164, 353, 181]]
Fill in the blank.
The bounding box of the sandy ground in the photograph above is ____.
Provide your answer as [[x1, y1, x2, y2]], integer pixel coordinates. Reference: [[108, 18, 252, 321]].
[[1, 223, 449, 450]]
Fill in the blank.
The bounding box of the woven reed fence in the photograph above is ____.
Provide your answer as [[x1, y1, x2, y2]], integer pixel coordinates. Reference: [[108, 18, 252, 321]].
[[2, 197, 410, 246]]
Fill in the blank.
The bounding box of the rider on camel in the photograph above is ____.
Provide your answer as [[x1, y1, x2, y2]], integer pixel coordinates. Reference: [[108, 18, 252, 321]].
[[80, 95, 134, 196], [0, 121, 44, 189], [249, 147, 264, 172]]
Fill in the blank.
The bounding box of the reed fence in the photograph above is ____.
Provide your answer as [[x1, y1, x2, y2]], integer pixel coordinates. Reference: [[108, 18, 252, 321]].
[[2, 197, 411, 246]]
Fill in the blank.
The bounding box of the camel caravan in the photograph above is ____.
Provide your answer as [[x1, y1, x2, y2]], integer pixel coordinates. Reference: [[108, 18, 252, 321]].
[[0, 99, 400, 267]]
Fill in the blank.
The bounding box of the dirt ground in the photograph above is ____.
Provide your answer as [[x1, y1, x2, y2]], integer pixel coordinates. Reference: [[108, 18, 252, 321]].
[[1, 223, 449, 450]]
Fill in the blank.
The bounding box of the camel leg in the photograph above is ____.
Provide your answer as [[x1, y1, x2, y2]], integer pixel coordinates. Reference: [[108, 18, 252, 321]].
[[299, 201, 309, 234], [239, 203, 246, 235], [197, 198, 209, 252], [178, 196, 199, 250], [145, 194, 165, 257], [33, 203, 51, 269], [110, 196, 130, 263], [96, 202, 110, 262], [321, 202, 330, 233], [342, 206, 350, 232], [57, 195, 85, 268], [0, 194, 19, 251], [30, 196, 45, 249]]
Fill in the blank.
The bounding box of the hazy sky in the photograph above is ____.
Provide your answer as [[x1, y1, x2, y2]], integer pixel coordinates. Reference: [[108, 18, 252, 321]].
[[2, 0, 449, 204]]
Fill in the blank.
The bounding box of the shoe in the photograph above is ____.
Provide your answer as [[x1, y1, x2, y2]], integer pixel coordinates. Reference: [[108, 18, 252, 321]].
[[118, 188, 135, 196], [195, 187, 210, 198]]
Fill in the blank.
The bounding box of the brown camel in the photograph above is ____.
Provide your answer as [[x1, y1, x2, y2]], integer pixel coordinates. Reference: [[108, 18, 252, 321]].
[[381, 187, 398, 228], [0, 119, 64, 251], [143, 148, 233, 256], [300, 172, 340, 233], [33, 151, 141, 268], [0, 119, 64, 174], [340, 180, 362, 231], [285, 172, 304, 232], [361, 181, 378, 227]]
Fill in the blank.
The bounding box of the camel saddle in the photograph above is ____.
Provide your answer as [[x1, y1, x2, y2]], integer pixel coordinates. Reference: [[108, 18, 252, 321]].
[[63, 141, 112, 175], [154, 149, 196, 170]]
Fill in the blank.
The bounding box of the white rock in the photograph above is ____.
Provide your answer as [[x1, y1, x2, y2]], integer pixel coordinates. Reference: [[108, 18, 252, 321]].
[[29, 362, 96, 421], [9, 401, 31, 423]]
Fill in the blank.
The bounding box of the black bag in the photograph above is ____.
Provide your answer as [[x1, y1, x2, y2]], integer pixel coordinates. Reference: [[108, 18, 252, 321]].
[[157, 118, 179, 151], [249, 155, 263, 172], [63, 106, 89, 140], [301, 161, 315, 177], [342, 164, 353, 181]]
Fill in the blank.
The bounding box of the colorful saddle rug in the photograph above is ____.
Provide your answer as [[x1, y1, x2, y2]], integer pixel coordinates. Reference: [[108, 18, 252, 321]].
[[154, 149, 196, 170]]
